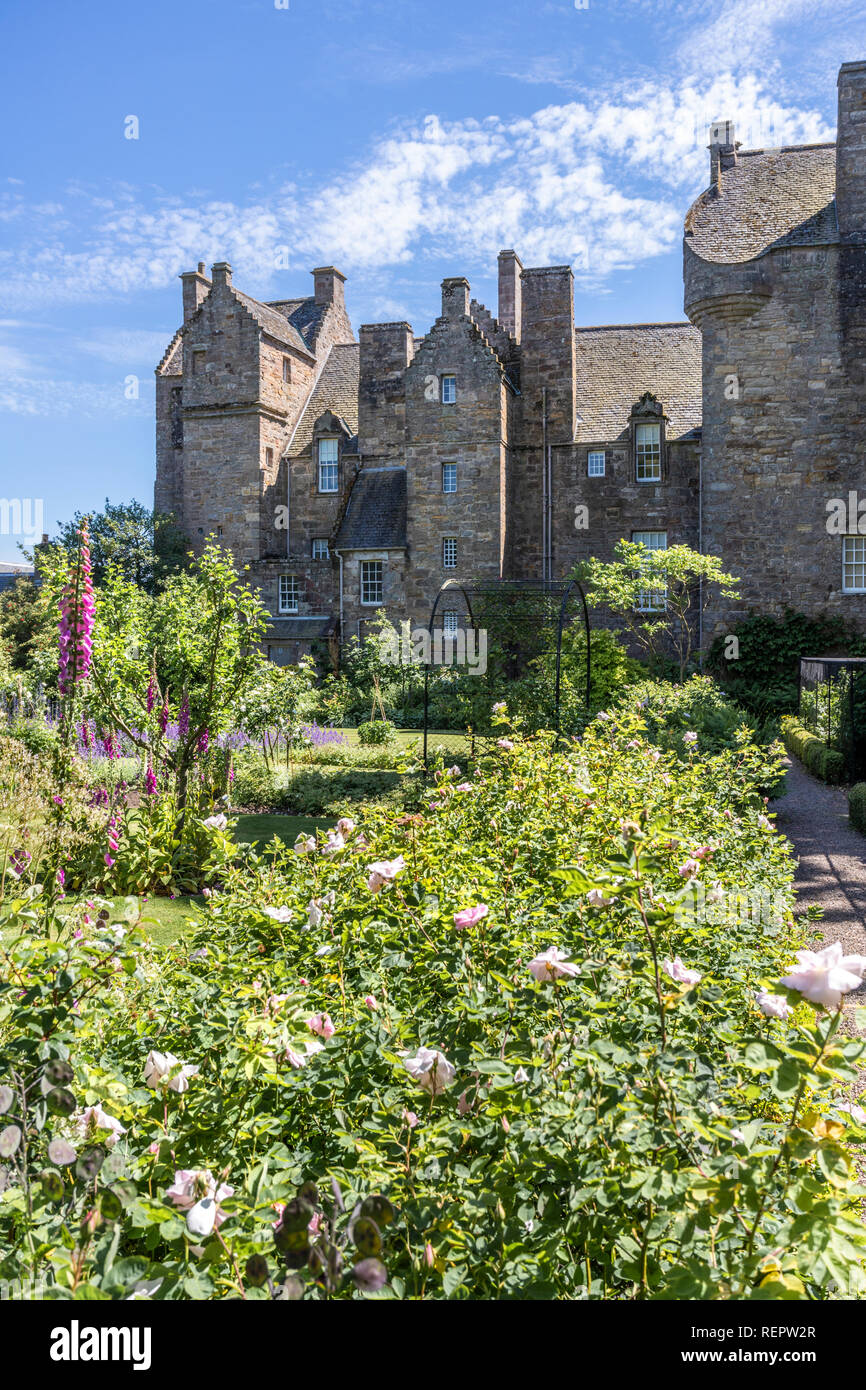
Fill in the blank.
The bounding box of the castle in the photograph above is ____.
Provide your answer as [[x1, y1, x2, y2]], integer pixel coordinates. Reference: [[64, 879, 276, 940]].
[[155, 61, 866, 664]]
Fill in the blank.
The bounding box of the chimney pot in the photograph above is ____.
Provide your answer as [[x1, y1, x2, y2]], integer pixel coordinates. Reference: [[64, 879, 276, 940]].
[[211, 262, 233, 290], [441, 276, 470, 320], [312, 265, 346, 309]]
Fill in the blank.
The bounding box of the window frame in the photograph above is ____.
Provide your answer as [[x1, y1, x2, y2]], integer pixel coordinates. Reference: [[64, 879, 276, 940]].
[[635, 422, 662, 483], [843, 535, 866, 594], [441, 374, 457, 405], [631, 529, 668, 612], [442, 462, 457, 494], [278, 573, 300, 615], [317, 437, 340, 493], [587, 450, 606, 478], [360, 559, 384, 606], [442, 535, 458, 570], [311, 538, 329, 561], [442, 609, 459, 636]]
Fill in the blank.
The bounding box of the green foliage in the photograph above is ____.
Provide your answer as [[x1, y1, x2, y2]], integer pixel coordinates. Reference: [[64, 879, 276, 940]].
[[356, 719, 397, 746], [230, 760, 406, 818], [849, 784, 866, 834], [4, 713, 866, 1300], [5, 714, 59, 757], [583, 543, 740, 680], [710, 609, 866, 719], [781, 717, 846, 785], [53, 498, 187, 593]]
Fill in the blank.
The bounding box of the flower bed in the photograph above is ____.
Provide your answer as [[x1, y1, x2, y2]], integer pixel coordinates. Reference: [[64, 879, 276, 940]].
[[2, 713, 866, 1301]]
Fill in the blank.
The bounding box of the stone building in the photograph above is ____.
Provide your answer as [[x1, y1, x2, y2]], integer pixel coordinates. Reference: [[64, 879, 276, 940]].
[[155, 59, 866, 662]]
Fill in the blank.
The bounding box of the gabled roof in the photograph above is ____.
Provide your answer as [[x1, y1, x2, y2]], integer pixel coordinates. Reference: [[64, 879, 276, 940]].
[[685, 144, 837, 265], [334, 467, 406, 551], [234, 290, 314, 357], [156, 328, 183, 376], [573, 323, 702, 441], [287, 343, 360, 456], [266, 297, 329, 349]]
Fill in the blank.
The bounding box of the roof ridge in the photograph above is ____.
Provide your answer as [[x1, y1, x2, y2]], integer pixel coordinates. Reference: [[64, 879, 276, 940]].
[[575, 322, 696, 332]]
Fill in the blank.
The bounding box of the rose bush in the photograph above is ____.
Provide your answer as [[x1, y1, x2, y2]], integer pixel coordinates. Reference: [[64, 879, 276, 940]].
[[2, 710, 866, 1300]]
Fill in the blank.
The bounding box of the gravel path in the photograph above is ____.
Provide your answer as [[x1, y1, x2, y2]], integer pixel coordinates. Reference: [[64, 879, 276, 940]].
[[774, 757, 866, 957]]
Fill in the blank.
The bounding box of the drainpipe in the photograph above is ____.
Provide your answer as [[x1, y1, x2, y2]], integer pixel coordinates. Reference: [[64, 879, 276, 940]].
[[541, 387, 548, 581], [698, 448, 703, 666], [336, 549, 344, 656]]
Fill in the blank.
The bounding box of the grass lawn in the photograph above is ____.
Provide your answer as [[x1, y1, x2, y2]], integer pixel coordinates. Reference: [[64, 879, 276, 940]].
[[232, 813, 322, 846], [334, 727, 471, 753]]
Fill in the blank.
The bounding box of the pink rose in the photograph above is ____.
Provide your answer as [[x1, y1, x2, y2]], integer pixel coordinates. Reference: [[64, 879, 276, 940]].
[[527, 947, 580, 983], [364, 994, 378, 1010], [453, 903, 488, 928], [307, 1012, 336, 1039], [663, 957, 702, 987]]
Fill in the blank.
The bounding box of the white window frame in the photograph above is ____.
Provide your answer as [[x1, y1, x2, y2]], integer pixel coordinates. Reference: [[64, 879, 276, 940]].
[[587, 450, 606, 478], [441, 375, 457, 405], [312, 538, 329, 561], [632, 530, 667, 611], [442, 609, 459, 636], [360, 559, 384, 606], [442, 536, 457, 570], [635, 423, 662, 482], [279, 574, 299, 615], [843, 535, 866, 594], [442, 462, 457, 493], [318, 438, 339, 493]]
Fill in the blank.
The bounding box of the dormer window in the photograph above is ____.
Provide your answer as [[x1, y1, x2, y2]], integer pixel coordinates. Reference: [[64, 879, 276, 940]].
[[635, 424, 661, 482], [441, 375, 457, 405], [318, 438, 339, 493]]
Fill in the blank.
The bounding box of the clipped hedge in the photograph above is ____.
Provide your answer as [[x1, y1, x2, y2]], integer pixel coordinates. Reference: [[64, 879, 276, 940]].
[[781, 716, 846, 784], [850, 783, 866, 833]]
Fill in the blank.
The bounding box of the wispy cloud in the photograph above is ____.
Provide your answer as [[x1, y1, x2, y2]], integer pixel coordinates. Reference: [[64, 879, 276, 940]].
[[0, 70, 834, 312]]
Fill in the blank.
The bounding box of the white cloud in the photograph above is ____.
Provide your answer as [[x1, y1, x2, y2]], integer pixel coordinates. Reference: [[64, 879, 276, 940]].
[[0, 72, 836, 311]]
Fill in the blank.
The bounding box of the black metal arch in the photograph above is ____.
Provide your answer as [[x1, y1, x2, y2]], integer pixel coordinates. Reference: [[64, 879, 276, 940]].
[[421, 576, 592, 768]]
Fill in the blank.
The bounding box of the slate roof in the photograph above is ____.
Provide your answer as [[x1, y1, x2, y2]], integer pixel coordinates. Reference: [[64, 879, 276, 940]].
[[287, 343, 360, 456], [573, 324, 702, 441], [334, 467, 407, 551], [685, 144, 837, 265], [234, 290, 313, 356], [266, 297, 328, 349]]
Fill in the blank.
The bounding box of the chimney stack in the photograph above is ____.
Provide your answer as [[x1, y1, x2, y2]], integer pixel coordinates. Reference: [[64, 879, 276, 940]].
[[312, 266, 346, 310], [836, 61, 866, 239], [708, 120, 739, 190], [441, 276, 470, 320], [210, 261, 233, 291], [498, 250, 523, 341], [180, 264, 211, 322]]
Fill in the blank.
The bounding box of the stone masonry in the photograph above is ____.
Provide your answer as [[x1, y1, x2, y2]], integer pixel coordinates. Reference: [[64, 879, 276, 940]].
[[155, 60, 866, 663]]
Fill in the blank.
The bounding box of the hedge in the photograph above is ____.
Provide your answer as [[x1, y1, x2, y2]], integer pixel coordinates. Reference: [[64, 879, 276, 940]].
[[780, 716, 846, 784], [850, 783, 866, 833]]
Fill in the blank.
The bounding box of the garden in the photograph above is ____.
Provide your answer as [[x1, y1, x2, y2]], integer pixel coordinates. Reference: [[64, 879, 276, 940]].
[[2, 522, 866, 1301]]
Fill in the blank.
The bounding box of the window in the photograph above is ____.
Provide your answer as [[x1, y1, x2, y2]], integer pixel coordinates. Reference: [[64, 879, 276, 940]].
[[360, 560, 384, 606], [216, 526, 224, 538], [843, 536, 866, 593], [442, 463, 457, 493], [318, 438, 339, 492], [192, 349, 205, 374], [442, 610, 459, 635], [265, 447, 274, 469], [635, 423, 661, 482], [587, 450, 606, 478], [442, 536, 457, 569], [279, 574, 299, 614], [632, 530, 667, 611], [282, 356, 292, 384], [441, 375, 457, 405], [312, 538, 329, 561]]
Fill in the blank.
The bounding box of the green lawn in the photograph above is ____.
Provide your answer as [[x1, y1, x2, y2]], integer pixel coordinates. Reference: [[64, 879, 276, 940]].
[[232, 813, 322, 846], [335, 727, 471, 753]]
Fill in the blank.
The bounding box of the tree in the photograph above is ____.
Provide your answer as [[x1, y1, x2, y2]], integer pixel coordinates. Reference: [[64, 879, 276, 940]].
[[583, 542, 740, 681], [55, 498, 187, 592]]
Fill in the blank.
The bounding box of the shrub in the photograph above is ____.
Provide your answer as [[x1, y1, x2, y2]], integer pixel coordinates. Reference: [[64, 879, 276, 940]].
[[781, 716, 845, 784], [5, 714, 59, 756], [849, 783, 866, 833], [357, 718, 397, 746], [5, 714, 866, 1300]]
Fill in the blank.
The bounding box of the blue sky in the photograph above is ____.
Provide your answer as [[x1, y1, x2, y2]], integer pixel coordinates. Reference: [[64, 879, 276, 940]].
[[2, 0, 865, 562]]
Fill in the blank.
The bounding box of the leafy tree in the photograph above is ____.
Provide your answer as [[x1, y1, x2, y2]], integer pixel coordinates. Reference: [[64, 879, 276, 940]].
[[583, 542, 740, 681], [54, 498, 187, 592]]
